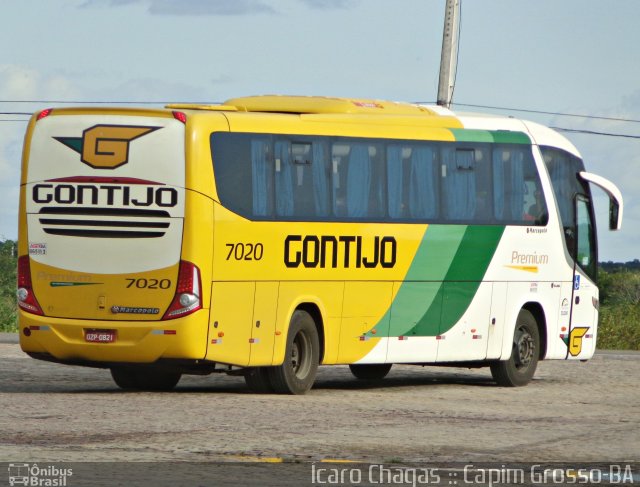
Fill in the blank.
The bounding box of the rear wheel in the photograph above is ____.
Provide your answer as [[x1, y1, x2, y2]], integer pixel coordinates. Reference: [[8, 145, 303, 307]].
[[244, 367, 274, 393], [349, 363, 392, 381], [490, 309, 540, 387], [110, 367, 138, 390], [268, 310, 319, 395], [110, 366, 182, 391]]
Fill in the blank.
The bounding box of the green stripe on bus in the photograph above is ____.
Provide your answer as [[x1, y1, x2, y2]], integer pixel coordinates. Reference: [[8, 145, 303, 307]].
[[434, 225, 504, 335], [490, 130, 531, 145], [449, 129, 530, 145], [449, 129, 494, 143], [369, 225, 505, 338], [384, 225, 467, 337]]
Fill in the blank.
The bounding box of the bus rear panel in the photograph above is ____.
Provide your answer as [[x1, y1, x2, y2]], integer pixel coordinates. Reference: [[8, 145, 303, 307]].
[[18, 109, 211, 365]]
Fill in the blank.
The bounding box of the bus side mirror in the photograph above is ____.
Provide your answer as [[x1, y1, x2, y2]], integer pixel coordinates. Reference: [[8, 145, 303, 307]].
[[578, 171, 623, 231], [609, 200, 620, 231]]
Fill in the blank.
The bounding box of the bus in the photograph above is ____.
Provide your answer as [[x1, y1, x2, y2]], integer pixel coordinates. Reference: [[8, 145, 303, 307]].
[[17, 95, 623, 394]]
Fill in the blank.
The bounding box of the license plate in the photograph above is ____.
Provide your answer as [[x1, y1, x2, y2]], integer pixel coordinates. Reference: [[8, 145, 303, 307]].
[[84, 329, 117, 343]]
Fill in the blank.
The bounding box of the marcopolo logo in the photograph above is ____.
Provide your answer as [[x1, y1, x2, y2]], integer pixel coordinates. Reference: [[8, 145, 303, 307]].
[[54, 125, 161, 169]]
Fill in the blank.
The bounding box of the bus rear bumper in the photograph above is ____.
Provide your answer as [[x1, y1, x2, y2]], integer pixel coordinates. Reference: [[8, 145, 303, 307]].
[[18, 309, 210, 365]]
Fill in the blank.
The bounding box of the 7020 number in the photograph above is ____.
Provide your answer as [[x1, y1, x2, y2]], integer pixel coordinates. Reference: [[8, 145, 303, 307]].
[[226, 242, 264, 261], [125, 278, 171, 289]]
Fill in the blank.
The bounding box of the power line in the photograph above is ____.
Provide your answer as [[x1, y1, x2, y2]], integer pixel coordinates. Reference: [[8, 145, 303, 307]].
[[552, 127, 640, 140], [0, 100, 199, 105], [2, 100, 640, 124], [449, 102, 640, 124], [1, 103, 639, 139]]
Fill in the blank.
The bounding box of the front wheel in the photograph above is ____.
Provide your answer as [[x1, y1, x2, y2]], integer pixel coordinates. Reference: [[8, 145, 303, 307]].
[[490, 309, 540, 387], [268, 310, 319, 395]]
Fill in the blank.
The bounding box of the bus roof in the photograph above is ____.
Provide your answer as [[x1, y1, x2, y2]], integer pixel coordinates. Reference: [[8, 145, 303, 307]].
[[166, 95, 581, 157], [169, 95, 438, 116]]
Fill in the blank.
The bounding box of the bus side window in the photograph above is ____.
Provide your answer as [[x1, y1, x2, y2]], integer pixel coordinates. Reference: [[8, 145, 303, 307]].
[[409, 145, 439, 219], [493, 146, 547, 224], [212, 132, 274, 219], [273, 140, 331, 218], [386, 144, 439, 220], [523, 181, 547, 223], [310, 142, 331, 218], [442, 147, 477, 221], [332, 143, 384, 219], [250, 138, 273, 217], [472, 147, 491, 221], [331, 144, 348, 217], [386, 145, 407, 218]]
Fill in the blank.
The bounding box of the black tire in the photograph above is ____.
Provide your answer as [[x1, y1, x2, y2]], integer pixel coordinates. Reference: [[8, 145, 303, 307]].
[[110, 366, 182, 391], [490, 309, 540, 387], [244, 367, 274, 393], [110, 366, 139, 390], [268, 310, 319, 395], [349, 363, 392, 381]]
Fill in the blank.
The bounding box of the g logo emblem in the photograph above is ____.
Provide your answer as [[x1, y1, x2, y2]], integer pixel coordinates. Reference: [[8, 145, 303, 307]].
[[55, 125, 160, 169], [569, 326, 589, 357]]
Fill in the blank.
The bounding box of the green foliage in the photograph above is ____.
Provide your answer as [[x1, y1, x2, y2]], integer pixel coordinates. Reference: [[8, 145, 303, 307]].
[[0, 239, 18, 332], [597, 268, 640, 350], [598, 268, 640, 306], [598, 304, 640, 350]]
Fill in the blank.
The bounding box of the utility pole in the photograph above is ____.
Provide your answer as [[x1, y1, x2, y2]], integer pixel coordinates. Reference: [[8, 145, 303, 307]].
[[437, 0, 461, 108]]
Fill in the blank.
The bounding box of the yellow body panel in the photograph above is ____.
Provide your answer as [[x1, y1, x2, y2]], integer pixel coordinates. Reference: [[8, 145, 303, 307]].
[[338, 282, 392, 363], [207, 282, 254, 366], [249, 282, 279, 365], [274, 282, 344, 365], [18, 96, 476, 369], [29, 260, 178, 320], [225, 95, 437, 115], [19, 309, 209, 362]]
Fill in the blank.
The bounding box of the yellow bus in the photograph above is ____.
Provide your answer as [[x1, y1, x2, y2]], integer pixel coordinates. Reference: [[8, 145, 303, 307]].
[[17, 96, 622, 394]]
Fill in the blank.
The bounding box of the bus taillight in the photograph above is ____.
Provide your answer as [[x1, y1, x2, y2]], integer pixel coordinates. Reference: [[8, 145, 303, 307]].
[[36, 108, 53, 120], [163, 260, 202, 320], [172, 111, 187, 124], [17, 256, 44, 315]]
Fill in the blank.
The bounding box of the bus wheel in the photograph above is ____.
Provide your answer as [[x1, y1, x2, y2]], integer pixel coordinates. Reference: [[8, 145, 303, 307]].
[[349, 363, 392, 380], [244, 367, 274, 393], [110, 366, 139, 390], [110, 366, 182, 391], [490, 309, 540, 387], [268, 310, 319, 395]]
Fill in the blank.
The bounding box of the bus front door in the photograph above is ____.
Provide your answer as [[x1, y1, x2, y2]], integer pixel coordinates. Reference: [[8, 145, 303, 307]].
[[567, 196, 597, 359]]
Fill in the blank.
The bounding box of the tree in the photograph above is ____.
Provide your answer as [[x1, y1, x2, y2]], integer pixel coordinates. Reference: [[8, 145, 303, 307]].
[[599, 268, 640, 306], [0, 240, 17, 332]]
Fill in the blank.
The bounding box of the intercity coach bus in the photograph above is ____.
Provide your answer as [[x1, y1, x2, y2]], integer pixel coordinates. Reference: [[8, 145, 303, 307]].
[[17, 96, 622, 394]]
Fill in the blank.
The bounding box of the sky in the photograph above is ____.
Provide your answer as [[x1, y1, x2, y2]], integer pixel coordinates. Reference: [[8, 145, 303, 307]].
[[0, 0, 638, 262]]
